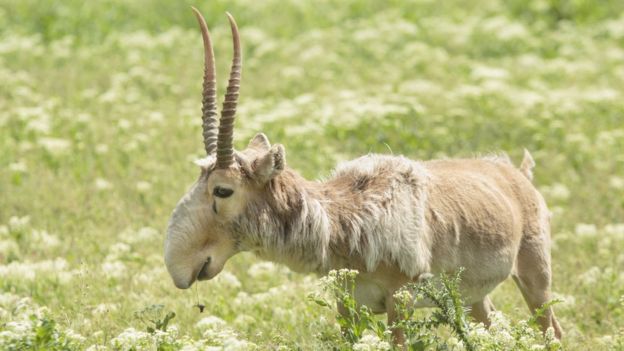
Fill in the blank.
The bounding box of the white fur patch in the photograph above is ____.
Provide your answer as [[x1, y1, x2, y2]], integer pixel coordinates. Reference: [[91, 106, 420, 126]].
[[333, 154, 432, 277], [193, 155, 216, 168]]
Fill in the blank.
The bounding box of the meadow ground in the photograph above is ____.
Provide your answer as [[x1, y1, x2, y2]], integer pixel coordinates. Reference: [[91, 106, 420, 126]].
[[1, 0, 623, 349]]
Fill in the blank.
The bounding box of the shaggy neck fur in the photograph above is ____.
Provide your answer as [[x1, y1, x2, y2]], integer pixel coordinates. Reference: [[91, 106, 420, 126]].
[[233, 154, 432, 278]]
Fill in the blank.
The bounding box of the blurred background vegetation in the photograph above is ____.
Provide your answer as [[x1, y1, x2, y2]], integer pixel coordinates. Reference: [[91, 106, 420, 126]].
[[1, 0, 623, 349]]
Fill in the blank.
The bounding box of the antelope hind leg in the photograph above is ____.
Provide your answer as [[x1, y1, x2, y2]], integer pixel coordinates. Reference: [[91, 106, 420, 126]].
[[512, 234, 563, 339], [470, 295, 496, 326]]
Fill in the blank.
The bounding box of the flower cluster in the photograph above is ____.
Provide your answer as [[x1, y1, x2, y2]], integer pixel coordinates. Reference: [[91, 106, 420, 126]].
[[0, 293, 85, 350]]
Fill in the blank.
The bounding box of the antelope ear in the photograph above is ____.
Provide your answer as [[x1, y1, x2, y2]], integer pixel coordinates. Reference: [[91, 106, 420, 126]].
[[253, 144, 285, 183], [247, 133, 271, 152]]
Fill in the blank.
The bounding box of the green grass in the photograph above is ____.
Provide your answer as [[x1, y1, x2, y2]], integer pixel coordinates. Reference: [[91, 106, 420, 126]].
[[1, 0, 623, 349]]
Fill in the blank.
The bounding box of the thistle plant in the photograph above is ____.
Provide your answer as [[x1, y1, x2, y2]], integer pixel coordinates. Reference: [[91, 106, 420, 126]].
[[311, 269, 388, 344], [314, 269, 564, 351], [133, 304, 176, 334], [393, 269, 476, 351]]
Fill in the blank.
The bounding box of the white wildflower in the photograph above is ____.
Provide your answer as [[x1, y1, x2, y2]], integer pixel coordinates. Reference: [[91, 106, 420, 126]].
[[8, 216, 30, 232], [194, 315, 255, 349], [233, 314, 256, 329], [135, 227, 160, 243], [110, 328, 151, 351], [468, 322, 490, 340], [220, 336, 256, 350], [101, 260, 127, 280], [399, 79, 442, 95], [604, 224, 624, 238], [136, 181, 152, 193], [139, 271, 165, 289], [0, 258, 69, 282], [19, 107, 52, 134], [0, 262, 35, 281], [542, 183, 570, 201], [133, 133, 150, 145], [393, 289, 413, 305], [551, 293, 576, 310], [471, 65, 509, 81], [575, 223, 597, 238], [610, 176, 624, 190], [604, 16, 624, 39], [0, 293, 29, 309], [107, 242, 131, 260], [76, 112, 91, 123], [248, 286, 291, 305], [596, 334, 614, 346], [195, 315, 228, 332], [95, 178, 113, 191], [148, 111, 164, 123], [57, 270, 76, 285], [580, 266, 602, 286], [153, 325, 179, 346], [0, 239, 20, 258], [233, 291, 252, 306], [488, 311, 511, 331], [481, 16, 529, 41], [64, 328, 86, 343], [446, 336, 464, 350], [118, 119, 131, 130], [38, 137, 71, 155], [337, 269, 359, 279], [95, 144, 109, 154], [281, 66, 304, 79], [124, 140, 139, 152], [92, 303, 119, 316], [584, 88, 619, 103], [8, 161, 27, 173], [215, 271, 242, 289], [352, 333, 391, 351], [566, 133, 590, 148], [31, 230, 61, 249], [4, 320, 33, 335], [247, 261, 278, 279], [544, 327, 561, 348]]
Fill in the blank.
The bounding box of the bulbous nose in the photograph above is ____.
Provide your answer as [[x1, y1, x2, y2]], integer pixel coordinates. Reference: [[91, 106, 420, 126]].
[[164, 245, 194, 289], [164, 226, 196, 289], [164, 184, 213, 289], [172, 277, 192, 289]]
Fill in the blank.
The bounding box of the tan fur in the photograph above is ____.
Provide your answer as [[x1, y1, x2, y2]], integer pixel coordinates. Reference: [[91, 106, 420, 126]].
[[165, 139, 562, 342]]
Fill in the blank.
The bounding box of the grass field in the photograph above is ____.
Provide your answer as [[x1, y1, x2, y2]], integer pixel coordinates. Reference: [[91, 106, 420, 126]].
[[1, 0, 623, 349]]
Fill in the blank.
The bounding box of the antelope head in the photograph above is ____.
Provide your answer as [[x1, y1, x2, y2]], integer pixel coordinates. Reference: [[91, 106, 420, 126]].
[[164, 9, 286, 289]]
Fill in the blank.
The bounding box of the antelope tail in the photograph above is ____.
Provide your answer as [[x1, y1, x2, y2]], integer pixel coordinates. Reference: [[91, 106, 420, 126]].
[[519, 148, 535, 181]]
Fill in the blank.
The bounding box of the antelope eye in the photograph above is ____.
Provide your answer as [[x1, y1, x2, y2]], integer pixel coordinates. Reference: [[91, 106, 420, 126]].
[[213, 186, 234, 198]]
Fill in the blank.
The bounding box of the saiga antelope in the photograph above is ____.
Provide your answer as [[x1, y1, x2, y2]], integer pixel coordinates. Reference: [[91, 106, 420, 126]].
[[164, 8, 563, 343]]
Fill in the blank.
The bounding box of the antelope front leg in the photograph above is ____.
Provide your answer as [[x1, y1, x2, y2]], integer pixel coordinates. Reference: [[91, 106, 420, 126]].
[[386, 294, 406, 347]]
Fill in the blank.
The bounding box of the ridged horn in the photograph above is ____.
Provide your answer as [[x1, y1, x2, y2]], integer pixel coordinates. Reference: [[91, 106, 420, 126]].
[[191, 7, 218, 155], [216, 12, 242, 169]]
